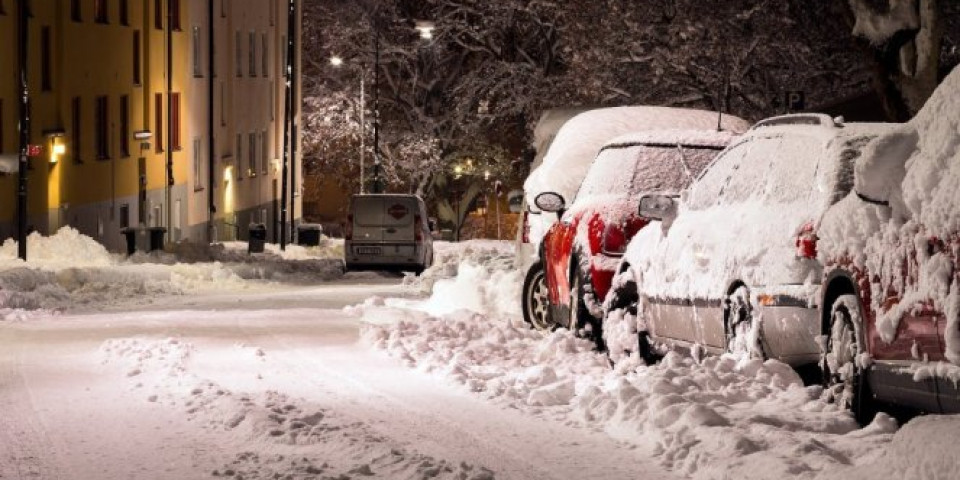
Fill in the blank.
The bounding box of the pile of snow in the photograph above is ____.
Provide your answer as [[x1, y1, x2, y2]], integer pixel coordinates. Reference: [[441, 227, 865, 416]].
[[399, 240, 521, 319], [357, 303, 900, 480], [0, 228, 345, 314]]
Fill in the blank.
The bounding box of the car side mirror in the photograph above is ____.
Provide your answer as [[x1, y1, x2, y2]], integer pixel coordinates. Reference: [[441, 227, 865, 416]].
[[638, 194, 678, 222], [854, 128, 917, 206], [534, 191, 566, 215]]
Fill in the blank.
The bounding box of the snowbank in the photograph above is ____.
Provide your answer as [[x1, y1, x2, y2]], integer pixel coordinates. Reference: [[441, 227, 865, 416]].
[[0, 228, 345, 314]]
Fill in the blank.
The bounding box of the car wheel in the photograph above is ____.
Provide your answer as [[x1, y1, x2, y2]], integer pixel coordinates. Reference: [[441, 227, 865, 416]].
[[569, 268, 605, 351], [823, 294, 875, 425], [725, 286, 764, 358], [604, 277, 657, 365], [522, 262, 553, 331]]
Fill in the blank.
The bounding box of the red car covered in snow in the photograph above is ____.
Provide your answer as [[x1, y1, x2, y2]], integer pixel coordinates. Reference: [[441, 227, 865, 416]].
[[818, 68, 960, 422], [534, 130, 737, 347]]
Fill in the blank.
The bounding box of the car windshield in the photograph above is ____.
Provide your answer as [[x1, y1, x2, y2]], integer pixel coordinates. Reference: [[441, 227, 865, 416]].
[[576, 144, 723, 200]]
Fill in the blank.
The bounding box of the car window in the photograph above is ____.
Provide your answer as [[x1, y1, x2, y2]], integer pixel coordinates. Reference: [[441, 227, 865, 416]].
[[719, 136, 784, 204], [761, 136, 823, 203], [577, 144, 723, 200], [687, 140, 755, 210]]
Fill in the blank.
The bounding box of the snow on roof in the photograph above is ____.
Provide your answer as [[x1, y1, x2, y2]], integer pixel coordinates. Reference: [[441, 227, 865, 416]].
[[524, 106, 750, 206], [0, 154, 17, 175]]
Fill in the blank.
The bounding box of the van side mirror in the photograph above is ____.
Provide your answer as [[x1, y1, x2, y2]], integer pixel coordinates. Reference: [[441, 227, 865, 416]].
[[854, 128, 917, 206], [534, 191, 566, 215], [638, 194, 677, 222]]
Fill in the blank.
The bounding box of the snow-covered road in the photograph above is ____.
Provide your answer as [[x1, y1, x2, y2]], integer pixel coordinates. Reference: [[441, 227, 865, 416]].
[[0, 278, 675, 480]]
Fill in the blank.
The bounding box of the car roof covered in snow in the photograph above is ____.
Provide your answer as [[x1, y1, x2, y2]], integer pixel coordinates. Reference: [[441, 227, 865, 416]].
[[524, 106, 750, 207]]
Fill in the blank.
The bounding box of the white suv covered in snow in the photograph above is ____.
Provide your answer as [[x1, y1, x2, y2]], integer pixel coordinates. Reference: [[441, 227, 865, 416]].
[[604, 114, 894, 368]]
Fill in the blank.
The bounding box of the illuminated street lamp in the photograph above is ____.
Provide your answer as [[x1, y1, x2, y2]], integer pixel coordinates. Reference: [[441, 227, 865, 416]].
[[330, 55, 367, 194]]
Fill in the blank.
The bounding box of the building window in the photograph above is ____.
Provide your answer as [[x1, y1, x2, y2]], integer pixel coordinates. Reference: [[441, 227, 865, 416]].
[[41, 27, 51, 91], [170, 0, 181, 31], [155, 93, 163, 153], [269, 1, 275, 26], [235, 31, 243, 77], [95, 96, 110, 159], [235, 134, 243, 179], [248, 132, 257, 176], [71, 0, 81, 21], [120, 95, 130, 157], [269, 81, 275, 122], [0, 0, 5, 15], [171, 92, 181, 150], [262, 33, 268, 78], [0, 99, 4, 153], [192, 27, 202, 77], [193, 138, 202, 189], [95, 0, 108, 23], [249, 31, 257, 77], [154, 0, 162, 30], [133, 31, 142, 85], [260, 131, 268, 174], [71, 97, 82, 163], [120, 0, 129, 25], [221, 0, 228, 18]]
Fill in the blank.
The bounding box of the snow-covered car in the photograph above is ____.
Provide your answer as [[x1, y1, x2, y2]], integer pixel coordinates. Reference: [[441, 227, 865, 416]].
[[534, 130, 739, 347], [816, 67, 960, 422], [520, 107, 749, 331], [604, 114, 894, 368]]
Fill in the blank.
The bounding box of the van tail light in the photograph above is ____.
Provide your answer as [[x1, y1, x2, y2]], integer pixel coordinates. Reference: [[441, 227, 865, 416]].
[[345, 214, 354, 241], [602, 217, 650, 257], [522, 210, 531, 244], [795, 221, 818, 259], [414, 214, 423, 242]]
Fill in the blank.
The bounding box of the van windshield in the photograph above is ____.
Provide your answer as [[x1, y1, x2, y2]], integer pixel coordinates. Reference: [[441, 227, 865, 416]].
[[576, 144, 723, 200]]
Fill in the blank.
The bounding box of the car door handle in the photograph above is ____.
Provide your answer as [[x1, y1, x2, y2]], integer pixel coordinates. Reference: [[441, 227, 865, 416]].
[[386, 228, 397, 234]]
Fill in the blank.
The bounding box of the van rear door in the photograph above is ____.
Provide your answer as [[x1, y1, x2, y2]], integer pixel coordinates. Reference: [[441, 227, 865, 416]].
[[380, 197, 417, 243], [352, 195, 418, 244]]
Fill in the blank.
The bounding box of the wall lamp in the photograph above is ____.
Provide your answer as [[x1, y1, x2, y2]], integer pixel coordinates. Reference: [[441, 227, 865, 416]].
[[44, 129, 66, 164]]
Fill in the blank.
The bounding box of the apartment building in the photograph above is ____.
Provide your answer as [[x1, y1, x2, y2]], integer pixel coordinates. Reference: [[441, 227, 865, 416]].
[[0, 0, 302, 252]]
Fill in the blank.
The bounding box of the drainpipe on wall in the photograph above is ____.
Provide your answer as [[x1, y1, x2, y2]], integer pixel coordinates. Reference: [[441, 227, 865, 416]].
[[207, 0, 216, 243], [166, 0, 174, 241]]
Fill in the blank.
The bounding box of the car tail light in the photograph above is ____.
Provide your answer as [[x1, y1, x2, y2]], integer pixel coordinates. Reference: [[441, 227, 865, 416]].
[[415, 214, 423, 242], [601, 217, 649, 257], [345, 214, 354, 241], [522, 210, 531, 244], [795, 221, 818, 259], [602, 223, 627, 256]]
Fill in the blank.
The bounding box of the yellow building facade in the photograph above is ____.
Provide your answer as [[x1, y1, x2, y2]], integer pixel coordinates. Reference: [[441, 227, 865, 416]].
[[0, 0, 302, 252]]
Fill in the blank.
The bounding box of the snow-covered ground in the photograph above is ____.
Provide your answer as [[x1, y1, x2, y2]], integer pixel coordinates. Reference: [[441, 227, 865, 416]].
[[0, 230, 957, 479]]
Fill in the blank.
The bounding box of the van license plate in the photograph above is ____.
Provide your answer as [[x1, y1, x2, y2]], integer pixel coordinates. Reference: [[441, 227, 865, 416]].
[[356, 247, 381, 255]]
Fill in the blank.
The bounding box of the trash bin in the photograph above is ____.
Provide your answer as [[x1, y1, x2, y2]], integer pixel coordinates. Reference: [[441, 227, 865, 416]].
[[297, 223, 322, 246], [248, 223, 267, 254], [147, 227, 167, 252], [120, 227, 137, 255]]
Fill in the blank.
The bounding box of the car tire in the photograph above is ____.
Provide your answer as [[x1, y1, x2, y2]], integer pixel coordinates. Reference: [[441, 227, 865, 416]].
[[823, 294, 875, 425], [522, 262, 553, 331], [569, 268, 605, 351], [604, 277, 658, 365], [725, 286, 764, 358]]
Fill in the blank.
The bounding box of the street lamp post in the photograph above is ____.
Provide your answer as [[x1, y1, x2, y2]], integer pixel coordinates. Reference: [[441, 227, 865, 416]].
[[16, 0, 30, 261], [330, 56, 366, 194]]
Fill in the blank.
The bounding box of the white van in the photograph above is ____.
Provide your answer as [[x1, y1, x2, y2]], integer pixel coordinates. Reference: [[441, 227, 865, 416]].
[[344, 194, 434, 274]]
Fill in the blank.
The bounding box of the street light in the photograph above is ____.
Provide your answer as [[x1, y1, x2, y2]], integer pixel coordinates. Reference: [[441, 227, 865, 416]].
[[414, 20, 435, 40], [330, 55, 367, 194]]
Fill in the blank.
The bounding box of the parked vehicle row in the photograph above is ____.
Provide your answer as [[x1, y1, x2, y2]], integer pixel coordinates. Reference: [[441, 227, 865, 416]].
[[521, 67, 960, 423]]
